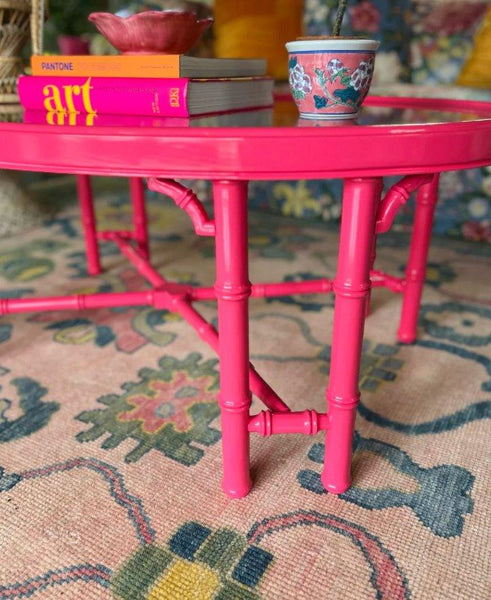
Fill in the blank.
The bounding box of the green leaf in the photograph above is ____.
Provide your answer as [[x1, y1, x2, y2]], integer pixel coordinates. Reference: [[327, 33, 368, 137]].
[[315, 68, 327, 87]]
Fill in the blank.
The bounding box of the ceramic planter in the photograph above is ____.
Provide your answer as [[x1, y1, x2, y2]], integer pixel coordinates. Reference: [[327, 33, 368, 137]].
[[286, 38, 380, 120]]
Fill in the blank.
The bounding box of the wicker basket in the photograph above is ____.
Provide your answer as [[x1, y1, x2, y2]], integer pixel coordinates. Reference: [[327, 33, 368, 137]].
[[0, 0, 44, 118]]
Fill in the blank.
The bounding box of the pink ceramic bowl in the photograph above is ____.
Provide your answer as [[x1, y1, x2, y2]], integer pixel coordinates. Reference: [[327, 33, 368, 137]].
[[89, 11, 214, 55]]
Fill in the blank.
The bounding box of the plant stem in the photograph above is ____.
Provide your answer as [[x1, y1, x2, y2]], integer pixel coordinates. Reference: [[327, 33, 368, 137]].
[[333, 0, 348, 36]]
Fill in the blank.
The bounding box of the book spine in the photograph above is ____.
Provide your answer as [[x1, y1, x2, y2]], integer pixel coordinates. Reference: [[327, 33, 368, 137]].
[[30, 55, 181, 78], [18, 76, 191, 117]]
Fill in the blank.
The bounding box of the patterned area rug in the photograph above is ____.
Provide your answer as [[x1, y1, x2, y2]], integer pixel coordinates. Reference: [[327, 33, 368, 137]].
[[0, 180, 490, 600]]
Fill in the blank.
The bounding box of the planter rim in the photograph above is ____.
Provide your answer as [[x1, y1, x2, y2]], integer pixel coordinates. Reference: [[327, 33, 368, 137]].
[[286, 39, 380, 52]]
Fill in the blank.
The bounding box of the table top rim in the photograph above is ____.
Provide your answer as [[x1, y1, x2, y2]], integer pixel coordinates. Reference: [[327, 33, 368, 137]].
[[2, 95, 491, 180]]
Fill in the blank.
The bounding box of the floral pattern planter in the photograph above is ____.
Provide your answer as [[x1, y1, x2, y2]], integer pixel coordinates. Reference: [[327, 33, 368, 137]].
[[286, 40, 378, 119]]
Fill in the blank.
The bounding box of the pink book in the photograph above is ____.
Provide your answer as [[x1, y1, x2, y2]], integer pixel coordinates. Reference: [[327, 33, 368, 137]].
[[17, 75, 274, 117]]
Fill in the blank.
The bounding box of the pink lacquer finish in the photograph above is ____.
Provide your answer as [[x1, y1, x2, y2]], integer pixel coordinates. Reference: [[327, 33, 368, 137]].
[[88, 11, 213, 55], [398, 175, 439, 344], [0, 97, 490, 499], [147, 178, 216, 237], [2, 97, 490, 179], [76, 175, 101, 276], [130, 177, 150, 260], [76, 176, 149, 275], [322, 177, 382, 493], [213, 181, 253, 498]]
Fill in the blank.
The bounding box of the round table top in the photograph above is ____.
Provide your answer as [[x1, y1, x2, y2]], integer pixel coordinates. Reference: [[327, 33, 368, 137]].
[[1, 96, 491, 180]]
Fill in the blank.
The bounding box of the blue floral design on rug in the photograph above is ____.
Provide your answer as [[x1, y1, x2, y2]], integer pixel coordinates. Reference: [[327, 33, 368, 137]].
[[0, 378, 59, 442], [298, 433, 474, 538]]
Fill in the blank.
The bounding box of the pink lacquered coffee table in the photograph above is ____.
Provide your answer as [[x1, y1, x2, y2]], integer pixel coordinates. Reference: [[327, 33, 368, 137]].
[[1, 97, 491, 498]]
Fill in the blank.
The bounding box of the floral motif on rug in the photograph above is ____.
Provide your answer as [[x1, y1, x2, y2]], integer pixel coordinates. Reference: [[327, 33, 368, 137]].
[[298, 434, 474, 538], [0, 378, 59, 443], [75, 353, 221, 465]]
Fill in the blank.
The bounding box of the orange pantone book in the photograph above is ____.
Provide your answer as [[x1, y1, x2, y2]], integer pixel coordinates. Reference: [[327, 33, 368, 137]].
[[30, 54, 267, 79]]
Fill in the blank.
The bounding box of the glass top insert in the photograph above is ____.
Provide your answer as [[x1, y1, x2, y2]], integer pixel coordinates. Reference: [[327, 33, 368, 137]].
[[1, 97, 490, 129]]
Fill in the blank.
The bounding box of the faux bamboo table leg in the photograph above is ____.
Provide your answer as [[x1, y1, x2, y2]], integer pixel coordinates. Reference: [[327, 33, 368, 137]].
[[213, 180, 252, 498], [76, 175, 101, 276], [130, 177, 149, 261], [398, 174, 439, 343], [322, 177, 383, 494]]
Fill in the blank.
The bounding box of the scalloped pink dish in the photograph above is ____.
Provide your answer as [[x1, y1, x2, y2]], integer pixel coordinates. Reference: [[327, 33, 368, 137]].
[[88, 11, 213, 55]]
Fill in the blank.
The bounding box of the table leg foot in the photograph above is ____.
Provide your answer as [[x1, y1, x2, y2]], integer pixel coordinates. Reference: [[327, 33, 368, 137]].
[[222, 485, 252, 499], [397, 175, 439, 344], [321, 397, 359, 494], [221, 409, 253, 498], [322, 177, 382, 494], [397, 330, 417, 345]]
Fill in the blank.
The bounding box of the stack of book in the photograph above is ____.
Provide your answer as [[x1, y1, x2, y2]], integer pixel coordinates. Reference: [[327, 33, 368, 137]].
[[18, 54, 274, 127]]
